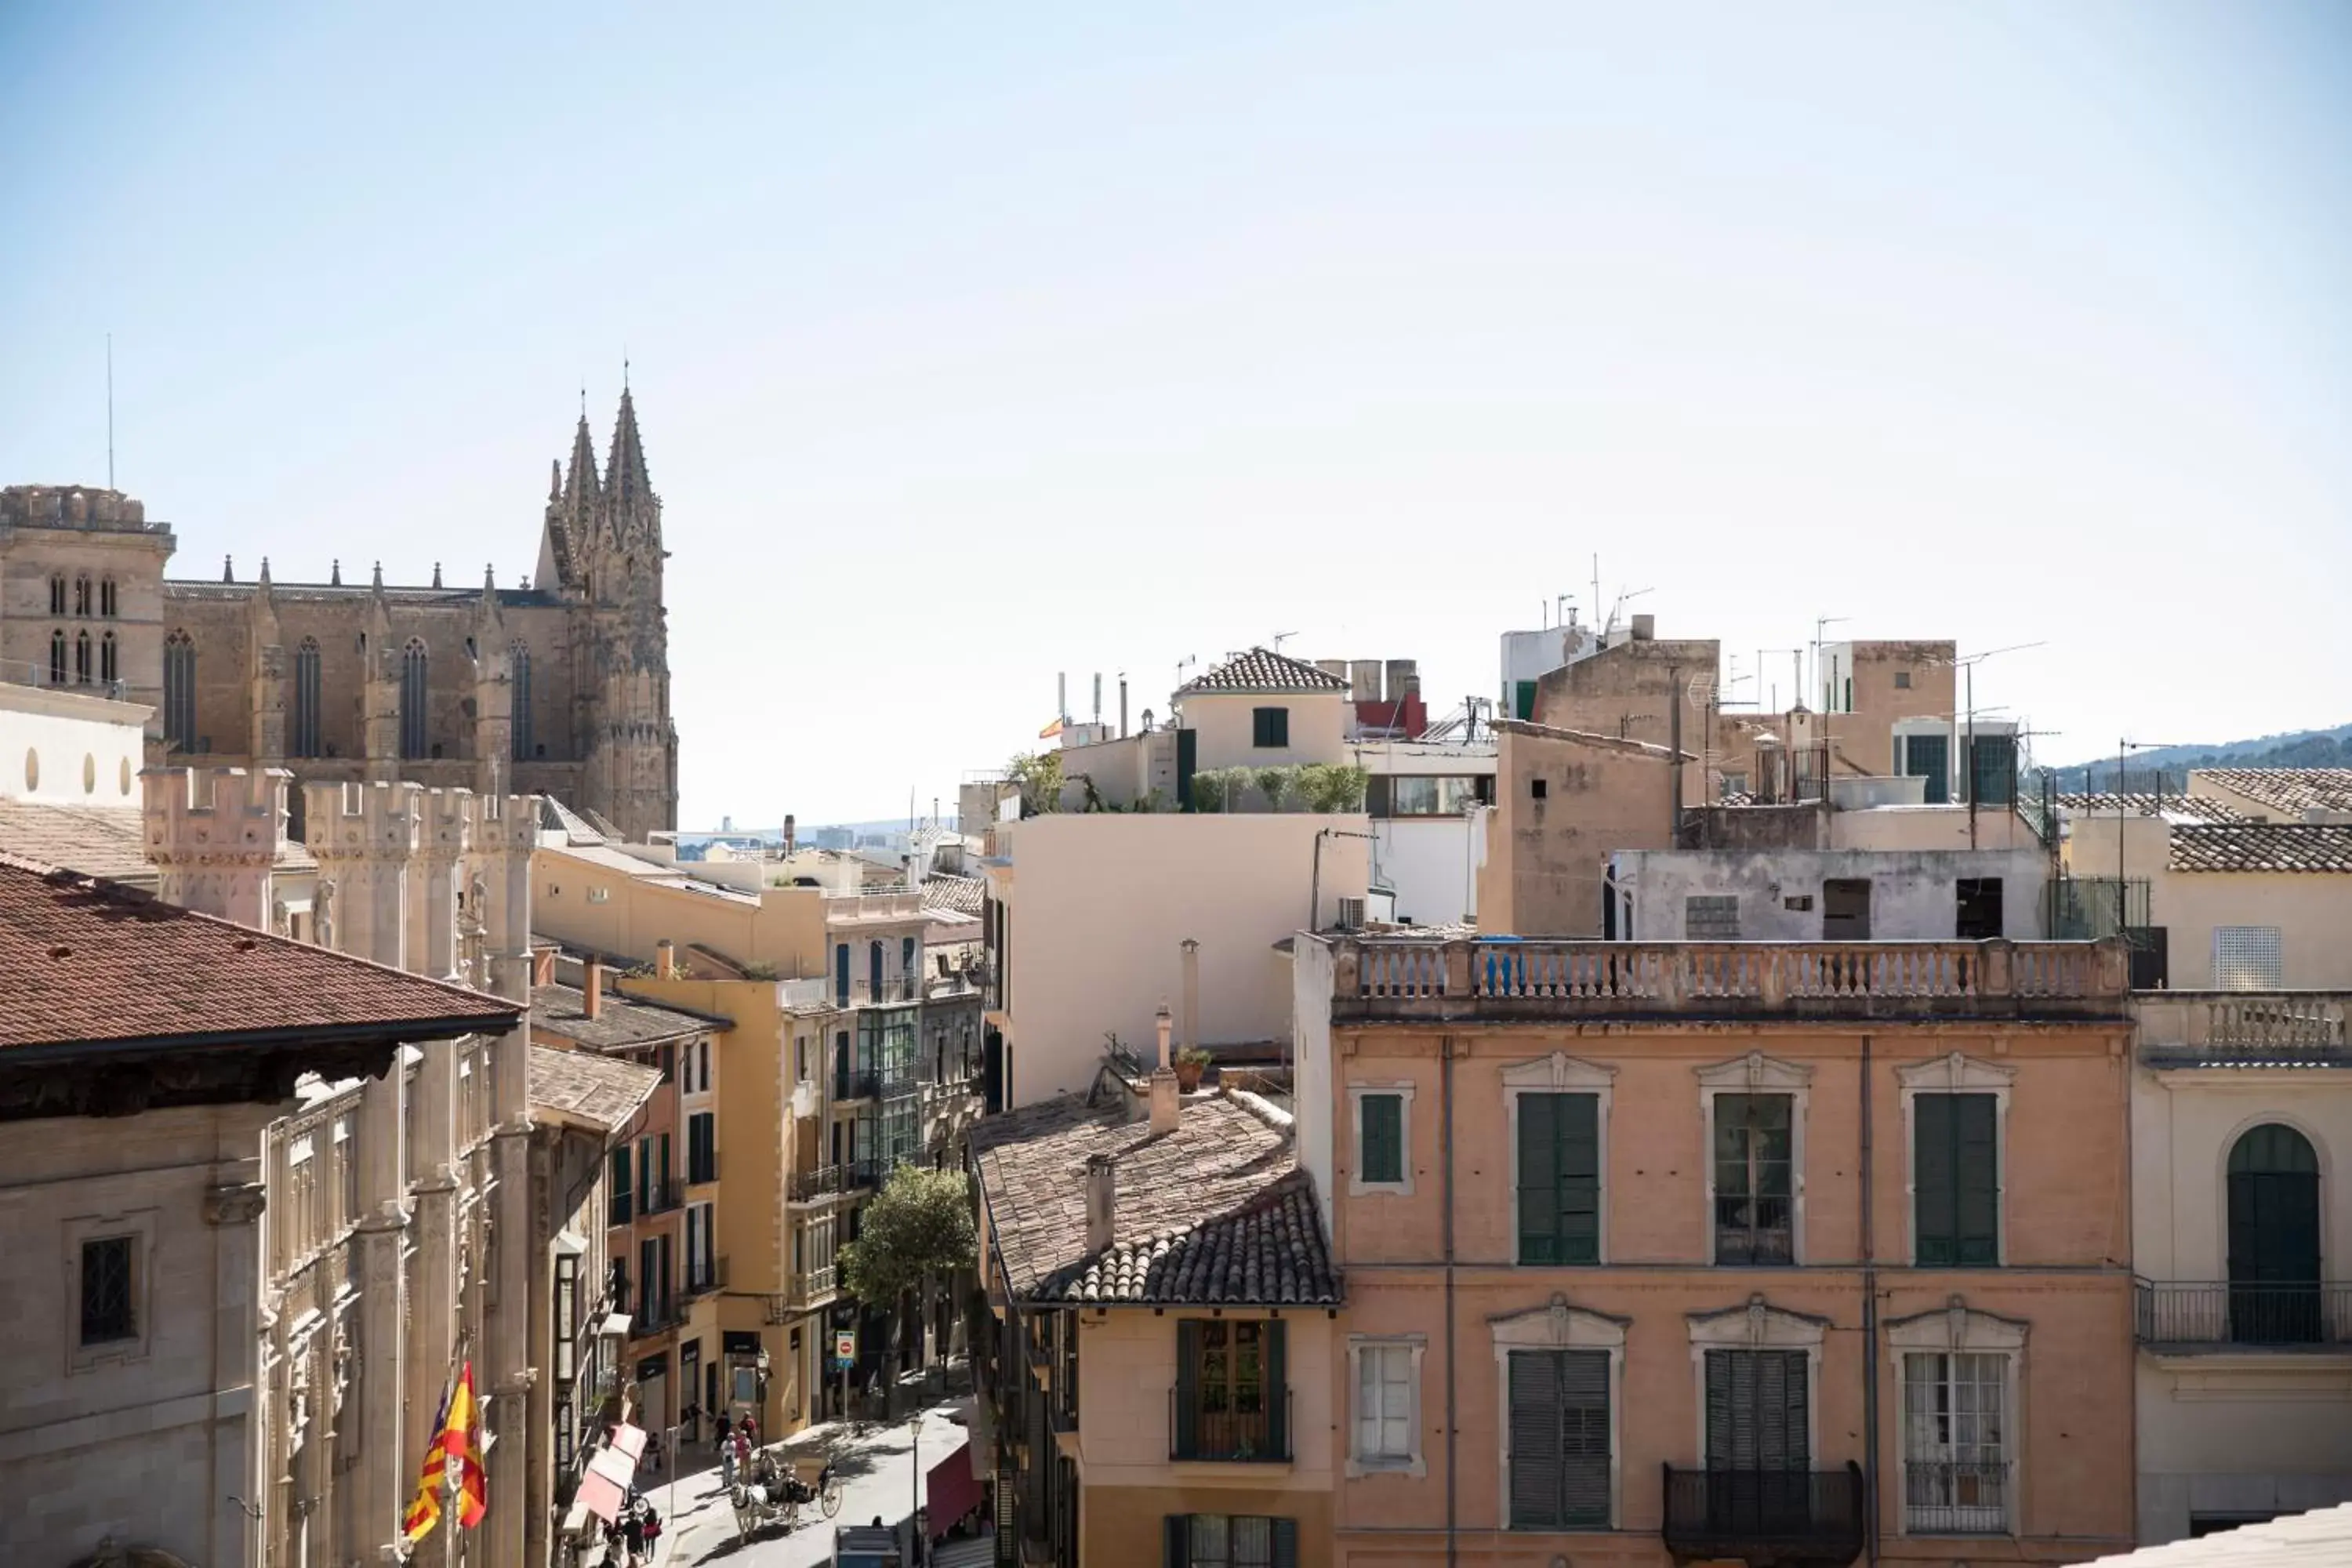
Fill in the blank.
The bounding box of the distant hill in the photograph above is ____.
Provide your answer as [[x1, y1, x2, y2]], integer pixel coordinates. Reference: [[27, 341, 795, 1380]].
[[2049, 723, 2352, 792]]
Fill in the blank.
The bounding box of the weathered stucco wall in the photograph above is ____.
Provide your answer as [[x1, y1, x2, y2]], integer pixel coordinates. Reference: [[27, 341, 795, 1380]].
[[1478, 721, 1677, 937], [1613, 846, 2047, 941]]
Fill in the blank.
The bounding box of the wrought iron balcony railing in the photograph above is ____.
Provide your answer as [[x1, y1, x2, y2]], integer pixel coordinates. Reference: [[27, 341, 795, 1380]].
[[2135, 1279, 2352, 1348], [1661, 1464, 1864, 1565]]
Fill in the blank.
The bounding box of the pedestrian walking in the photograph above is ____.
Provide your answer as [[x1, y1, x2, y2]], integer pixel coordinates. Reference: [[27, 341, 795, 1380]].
[[646, 1428, 662, 1475], [718, 1414, 737, 1487], [621, 1498, 645, 1567]]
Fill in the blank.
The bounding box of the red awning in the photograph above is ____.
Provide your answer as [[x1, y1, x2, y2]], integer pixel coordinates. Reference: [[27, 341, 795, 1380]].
[[578, 1469, 626, 1526], [925, 1437, 981, 1539], [608, 1423, 648, 1463], [580, 1440, 641, 1524]]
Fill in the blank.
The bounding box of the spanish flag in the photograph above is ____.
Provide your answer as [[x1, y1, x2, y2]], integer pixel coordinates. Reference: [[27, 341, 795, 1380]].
[[1038, 716, 1065, 739], [401, 1359, 488, 1541]]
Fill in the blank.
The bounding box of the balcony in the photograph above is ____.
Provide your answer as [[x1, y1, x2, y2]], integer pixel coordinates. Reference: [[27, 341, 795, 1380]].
[[848, 1158, 882, 1190], [1662, 1465, 1864, 1567], [1901, 1461, 2010, 1536], [681, 1256, 728, 1298], [792, 1265, 837, 1303], [835, 1069, 883, 1102], [788, 1163, 851, 1203], [1334, 937, 2128, 1025], [2136, 991, 2351, 1069], [2136, 1279, 2352, 1351], [1169, 1388, 1293, 1464], [641, 1181, 681, 1216]]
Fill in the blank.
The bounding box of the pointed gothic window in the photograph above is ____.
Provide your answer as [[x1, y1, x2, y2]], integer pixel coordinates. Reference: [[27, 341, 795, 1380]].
[[100, 575, 118, 618], [73, 574, 93, 617], [100, 632, 118, 686], [292, 639, 322, 758], [163, 632, 197, 751], [400, 640, 429, 760], [49, 574, 66, 615], [73, 630, 91, 685], [49, 630, 67, 685], [510, 641, 532, 762]]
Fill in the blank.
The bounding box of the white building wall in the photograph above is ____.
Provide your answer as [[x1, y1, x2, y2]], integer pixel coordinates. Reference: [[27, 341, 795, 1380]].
[[1370, 818, 1478, 927], [0, 684, 150, 805], [1612, 847, 2046, 941]]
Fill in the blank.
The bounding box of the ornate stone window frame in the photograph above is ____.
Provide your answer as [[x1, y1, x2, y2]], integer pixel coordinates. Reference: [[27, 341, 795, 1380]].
[[1345, 1332, 1428, 1478], [1896, 1051, 2014, 1267], [1502, 1052, 1617, 1265], [1490, 1293, 1628, 1530], [1348, 1079, 1416, 1198], [1886, 1297, 2027, 1538], [1685, 1294, 1828, 1463], [62, 1207, 159, 1374], [1695, 1051, 1813, 1265]]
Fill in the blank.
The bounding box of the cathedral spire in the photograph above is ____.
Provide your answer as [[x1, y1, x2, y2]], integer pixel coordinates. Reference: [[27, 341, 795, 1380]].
[[606, 385, 651, 506], [563, 412, 601, 510]]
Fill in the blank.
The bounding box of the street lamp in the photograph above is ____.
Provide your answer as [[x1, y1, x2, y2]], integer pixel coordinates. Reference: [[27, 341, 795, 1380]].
[[909, 1411, 924, 1565]]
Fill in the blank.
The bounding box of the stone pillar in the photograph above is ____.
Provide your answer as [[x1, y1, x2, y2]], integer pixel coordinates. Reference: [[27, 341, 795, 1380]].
[[143, 766, 289, 930], [416, 788, 472, 983], [472, 791, 540, 1568], [204, 1173, 267, 1568], [304, 779, 419, 1561], [364, 644, 402, 786], [471, 636, 513, 801]]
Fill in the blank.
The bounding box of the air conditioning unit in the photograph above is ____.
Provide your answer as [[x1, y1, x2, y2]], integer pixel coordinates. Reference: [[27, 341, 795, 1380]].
[[1336, 895, 1367, 931]]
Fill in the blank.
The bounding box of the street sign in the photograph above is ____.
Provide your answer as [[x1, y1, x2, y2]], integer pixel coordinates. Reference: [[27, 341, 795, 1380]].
[[833, 1329, 856, 1363]]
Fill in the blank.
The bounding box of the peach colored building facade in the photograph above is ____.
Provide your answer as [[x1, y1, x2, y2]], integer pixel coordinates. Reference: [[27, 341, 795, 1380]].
[[1294, 934, 2138, 1567]]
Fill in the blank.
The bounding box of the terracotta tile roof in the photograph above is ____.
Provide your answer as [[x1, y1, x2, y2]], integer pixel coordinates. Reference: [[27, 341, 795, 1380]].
[[0, 798, 318, 883], [2059, 793, 2246, 824], [921, 874, 985, 916], [0, 853, 518, 1052], [2168, 824, 2352, 873], [531, 982, 726, 1051], [529, 1044, 663, 1131], [970, 1093, 1338, 1307], [1178, 647, 1352, 697], [2195, 769, 2352, 818]]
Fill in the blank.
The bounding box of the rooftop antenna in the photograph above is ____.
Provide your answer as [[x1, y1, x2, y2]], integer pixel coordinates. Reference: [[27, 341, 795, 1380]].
[[1271, 630, 1298, 652], [105, 333, 114, 489]]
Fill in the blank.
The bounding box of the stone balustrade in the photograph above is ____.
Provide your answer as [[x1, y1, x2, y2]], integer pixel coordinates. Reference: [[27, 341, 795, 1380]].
[[2135, 990, 2352, 1065], [1334, 936, 2130, 1022]]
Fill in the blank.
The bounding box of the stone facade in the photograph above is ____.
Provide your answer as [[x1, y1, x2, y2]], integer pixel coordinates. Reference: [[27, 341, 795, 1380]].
[[0, 390, 677, 844]]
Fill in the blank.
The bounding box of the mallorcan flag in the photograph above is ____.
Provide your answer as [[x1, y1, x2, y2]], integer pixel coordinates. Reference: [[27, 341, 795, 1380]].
[[401, 1359, 488, 1541]]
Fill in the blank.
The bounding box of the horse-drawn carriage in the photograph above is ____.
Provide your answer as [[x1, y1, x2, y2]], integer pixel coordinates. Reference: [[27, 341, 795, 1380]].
[[728, 1446, 844, 1540]]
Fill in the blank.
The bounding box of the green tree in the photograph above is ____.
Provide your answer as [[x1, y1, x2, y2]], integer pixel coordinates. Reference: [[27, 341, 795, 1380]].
[[1004, 750, 1065, 816], [837, 1165, 978, 1413]]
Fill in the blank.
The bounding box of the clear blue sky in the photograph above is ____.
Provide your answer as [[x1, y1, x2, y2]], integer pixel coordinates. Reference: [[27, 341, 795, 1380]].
[[5, 2, 2347, 826]]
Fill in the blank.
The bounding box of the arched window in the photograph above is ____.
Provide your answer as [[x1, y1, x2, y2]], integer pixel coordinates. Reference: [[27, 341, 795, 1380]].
[[2227, 1123, 2322, 1345], [99, 575, 118, 618], [99, 632, 118, 685], [163, 631, 197, 750], [400, 640, 429, 760], [73, 630, 91, 685], [510, 641, 532, 761], [72, 574, 92, 617], [292, 638, 322, 758], [48, 574, 65, 615], [48, 629, 67, 685], [869, 940, 884, 1002]]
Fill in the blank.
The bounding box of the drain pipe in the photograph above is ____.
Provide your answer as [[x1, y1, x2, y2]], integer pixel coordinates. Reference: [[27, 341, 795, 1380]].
[[1443, 1034, 1459, 1568], [1860, 1033, 1881, 1566]]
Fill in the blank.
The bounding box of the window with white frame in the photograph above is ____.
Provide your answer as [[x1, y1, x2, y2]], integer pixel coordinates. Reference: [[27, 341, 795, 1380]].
[[1890, 1303, 2022, 1537], [64, 1210, 156, 1370], [1494, 1294, 1623, 1530], [2212, 926, 2282, 991], [1697, 1052, 1812, 1266], [1348, 1336, 1425, 1475], [1349, 1082, 1414, 1196], [1686, 1297, 1824, 1472], [1505, 1053, 1615, 1265], [1897, 1054, 2012, 1268]]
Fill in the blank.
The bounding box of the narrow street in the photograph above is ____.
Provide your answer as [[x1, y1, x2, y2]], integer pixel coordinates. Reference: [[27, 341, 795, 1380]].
[[643, 1399, 979, 1568]]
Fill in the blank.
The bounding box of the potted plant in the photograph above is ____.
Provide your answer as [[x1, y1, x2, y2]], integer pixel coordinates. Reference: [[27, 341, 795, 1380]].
[[1174, 1045, 1214, 1092]]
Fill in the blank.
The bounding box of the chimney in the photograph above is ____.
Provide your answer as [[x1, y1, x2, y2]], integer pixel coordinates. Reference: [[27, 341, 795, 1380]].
[[1058, 671, 1068, 724], [656, 939, 677, 980], [1630, 613, 1656, 642], [1084, 1154, 1116, 1258], [1180, 939, 1201, 1058], [1149, 1069, 1180, 1134], [1093, 672, 1102, 725], [1154, 1001, 1173, 1071], [783, 813, 796, 855], [1119, 675, 1129, 739], [584, 954, 605, 1020]]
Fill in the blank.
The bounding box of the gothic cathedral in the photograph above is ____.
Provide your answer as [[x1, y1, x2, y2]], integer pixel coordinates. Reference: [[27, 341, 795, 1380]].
[[0, 391, 679, 841]]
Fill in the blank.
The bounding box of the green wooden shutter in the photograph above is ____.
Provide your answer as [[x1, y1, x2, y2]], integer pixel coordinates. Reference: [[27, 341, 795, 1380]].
[[1518, 1095, 1559, 1263], [1955, 1094, 1999, 1265], [1163, 1515, 1187, 1568], [1704, 1349, 1734, 1469], [1559, 1349, 1611, 1527], [1780, 1349, 1809, 1468], [1559, 1094, 1599, 1263], [1361, 1094, 1403, 1184], [1914, 1094, 1956, 1265], [612, 1145, 631, 1221], [1272, 1518, 1299, 1568], [1507, 1350, 1562, 1528], [1174, 1322, 1201, 1457], [1267, 1321, 1290, 1458]]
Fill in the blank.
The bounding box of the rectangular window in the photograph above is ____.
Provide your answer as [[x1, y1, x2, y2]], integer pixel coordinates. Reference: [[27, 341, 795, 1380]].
[[1903, 1352, 2009, 1534], [79, 1236, 136, 1345], [699, 1040, 711, 1093], [1714, 1093, 1793, 1265], [1384, 775, 1490, 816], [1822, 878, 1871, 941], [1914, 1094, 1998, 1266], [1893, 670, 1912, 690], [1358, 1093, 1404, 1186], [1250, 707, 1289, 749], [610, 1145, 633, 1225], [1515, 1093, 1599, 1265], [2212, 926, 2282, 991], [1900, 732, 1951, 804], [1163, 1514, 1299, 1568], [1685, 895, 1740, 941], [1352, 1343, 1414, 1466], [1704, 1348, 1809, 1469], [1174, 1319, 1287, 1461], [687, 1112, 717, 1185], [1955, 879, 2003, 941], [1507, 1348, 1611, 1530]]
